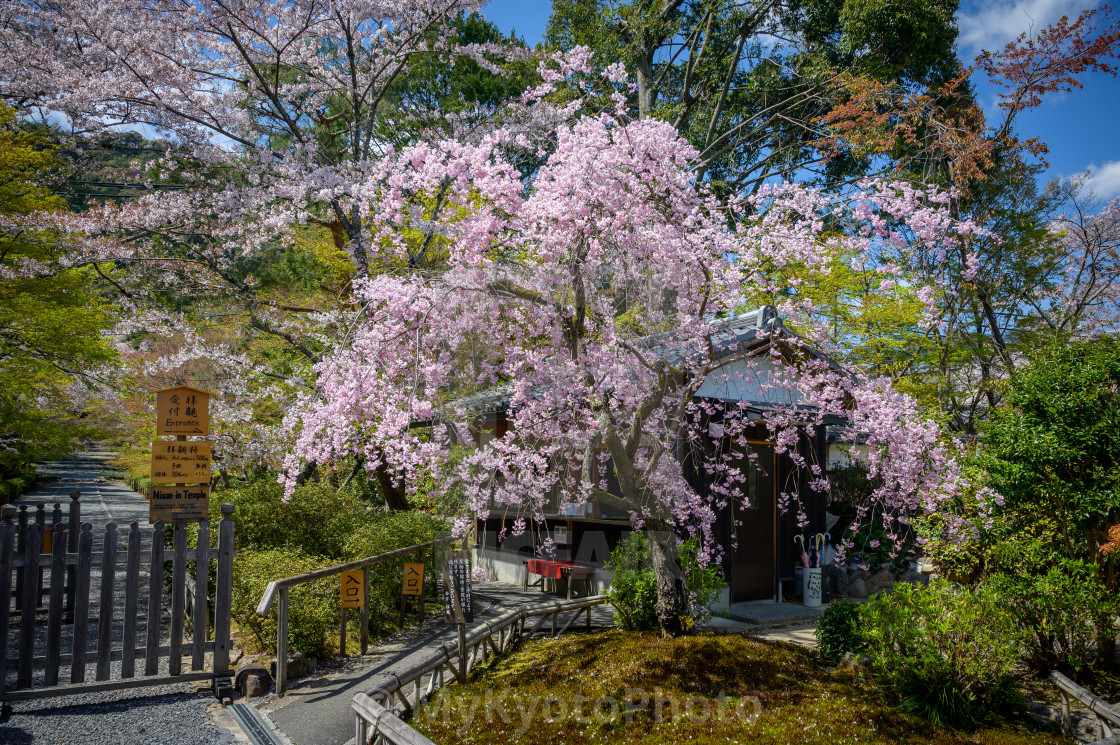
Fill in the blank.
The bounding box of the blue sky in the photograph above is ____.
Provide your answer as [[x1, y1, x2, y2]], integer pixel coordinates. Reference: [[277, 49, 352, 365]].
[[480, 0, 1120, 200]]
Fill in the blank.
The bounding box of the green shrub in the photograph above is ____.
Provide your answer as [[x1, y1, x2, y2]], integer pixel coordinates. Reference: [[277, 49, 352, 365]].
[[342, 511, 448, 560], [986, 560, 1118, 677], [210, 480, 370, 559], [816, 597, 865, 663], [344, 511, 450, 637], [231, 547, 341, 658], [861, 580, 1024, 729], [604, 532, 660, 631], [604, 533, 724, 631], [679, 537, 726, 625]]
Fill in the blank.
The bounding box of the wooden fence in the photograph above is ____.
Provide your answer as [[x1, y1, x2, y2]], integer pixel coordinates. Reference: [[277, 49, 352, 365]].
[[256, 534, 460, 696], [1052, 670, 1120, 744], [0, 499, 235, 702], [351, 595, 608, 745]]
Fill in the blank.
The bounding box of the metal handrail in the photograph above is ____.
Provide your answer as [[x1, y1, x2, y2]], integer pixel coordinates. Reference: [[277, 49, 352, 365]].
[[256, 533, 460, 696], [255, 535, 459, 617]]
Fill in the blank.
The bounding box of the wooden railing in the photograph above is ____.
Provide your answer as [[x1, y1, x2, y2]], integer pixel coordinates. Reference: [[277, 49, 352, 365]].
[[256, 534, 460, 696], [1052, 670, 1120, 743], [352, 595, 608, 745]]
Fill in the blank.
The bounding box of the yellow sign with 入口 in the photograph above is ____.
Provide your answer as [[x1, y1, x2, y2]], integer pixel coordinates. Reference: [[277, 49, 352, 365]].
[[401, 563, 424, 596], [150, 441, 212, 484], [340, 569, 365, 608], [156, 386, 210, 436]]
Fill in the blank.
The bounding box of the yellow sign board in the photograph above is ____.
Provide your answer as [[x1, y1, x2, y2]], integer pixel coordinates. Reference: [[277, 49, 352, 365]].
[[151, 441, 211, 484], [149, 484, 210, 522], [340, 569, 365, 608], [156, 386, 210, 436], [402, 563, 425, 596]]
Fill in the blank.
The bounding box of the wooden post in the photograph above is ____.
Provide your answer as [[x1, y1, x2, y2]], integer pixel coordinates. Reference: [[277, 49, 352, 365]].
[[416, 547, 426, 623], [276, 586, 289, 696], [169, 520, 187, 675], [457, 621, 467, 683], [0, 505, 16, 705], [70, 523, 93, 684], [18, 522, 41, 688], [145, 523, 165, 676], [1062, 691, 1072, 737], [95, 522, 119, 681], [360, 566, 369, 655], [340, 606, 348, 657], [121, 522, 141, 678], [65, 491, 79, 621], [212, 504, 234, 675], [192, 520, 211, 671], [34, 504, 45, 608], [15, 504, 26, 611], [44, 523, 67, 686]]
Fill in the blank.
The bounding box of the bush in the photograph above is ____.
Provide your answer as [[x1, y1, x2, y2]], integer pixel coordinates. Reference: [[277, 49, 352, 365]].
[[342, 511, 448, 560], [344, 511, 450, 637], [210, 480, 370, 559], [232, 547, 341, 658], [861, 580, 1024, 729], [986, 560, 1118, 677], [604, 532, 725, 631], [604, 532, 660, 631], [0, 469, 37, 503], [816, 598, 865, 663], [679, 537, 726, 625]]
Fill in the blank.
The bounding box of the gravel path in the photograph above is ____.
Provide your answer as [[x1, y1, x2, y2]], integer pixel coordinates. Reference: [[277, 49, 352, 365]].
[[2, 450, 235, 745]]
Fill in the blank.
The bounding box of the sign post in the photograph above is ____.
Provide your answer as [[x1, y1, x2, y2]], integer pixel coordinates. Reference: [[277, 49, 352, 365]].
[[399, 562, 425, 626], [339, 569, 364, 656], [442, 550, 472, 682], [150, 386, 212, 524]]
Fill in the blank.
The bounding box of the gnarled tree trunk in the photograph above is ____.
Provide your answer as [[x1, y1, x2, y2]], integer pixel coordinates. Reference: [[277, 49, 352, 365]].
[[647, 525, 687, 636]]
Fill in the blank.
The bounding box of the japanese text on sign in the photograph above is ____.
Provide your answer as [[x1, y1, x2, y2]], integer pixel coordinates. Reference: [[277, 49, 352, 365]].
[[150, 441, 212, 484], [340, 569, 364, 608], [441, 551, 473, 623], [401, 563, 424, 596], [156, 386, 210, 436]]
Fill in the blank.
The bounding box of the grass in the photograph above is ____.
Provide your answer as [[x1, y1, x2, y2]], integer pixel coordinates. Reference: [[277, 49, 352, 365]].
[[409, 631, 1064, 745]]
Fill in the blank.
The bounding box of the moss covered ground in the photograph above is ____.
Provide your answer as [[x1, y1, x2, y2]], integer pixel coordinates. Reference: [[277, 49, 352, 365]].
[[409, 630, 1064, 745]]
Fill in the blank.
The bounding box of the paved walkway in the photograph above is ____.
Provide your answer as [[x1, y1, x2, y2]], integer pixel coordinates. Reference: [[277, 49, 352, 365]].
[[255, 582, 616, 745]]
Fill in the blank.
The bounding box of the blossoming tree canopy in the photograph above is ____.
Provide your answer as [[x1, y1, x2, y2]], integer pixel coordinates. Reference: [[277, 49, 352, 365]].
[[1, 0, 512, 275], [278, 54, 980, 631]]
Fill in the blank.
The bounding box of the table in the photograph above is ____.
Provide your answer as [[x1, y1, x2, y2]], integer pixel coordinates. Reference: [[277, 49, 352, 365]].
[[523, 560, 595, 599]]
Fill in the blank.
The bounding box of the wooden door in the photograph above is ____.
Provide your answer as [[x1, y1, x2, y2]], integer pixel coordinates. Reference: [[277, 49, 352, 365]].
[[731, 446, 776, 602]]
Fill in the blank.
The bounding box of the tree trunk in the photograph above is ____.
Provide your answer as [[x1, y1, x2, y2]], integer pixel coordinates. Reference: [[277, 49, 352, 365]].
[[647, 526, 686, 636], [373, 457, 411, 511]]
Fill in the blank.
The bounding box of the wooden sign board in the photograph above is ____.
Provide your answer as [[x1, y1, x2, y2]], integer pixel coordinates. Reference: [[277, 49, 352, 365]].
[[150, 441, 211, 484], [441, 550, 473, 623], [340, 569, 365, 608], [401, 563, 424, 596], [149, 484, 210, 523], [156, 386, 210, 436]]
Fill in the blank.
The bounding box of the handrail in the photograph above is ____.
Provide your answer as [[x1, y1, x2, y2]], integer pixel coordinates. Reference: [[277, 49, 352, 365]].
[[1051, 670, 1120, 741], [255, 535, 459, 617], [257, 533, 460, 696], [352, 595, 609, 745]]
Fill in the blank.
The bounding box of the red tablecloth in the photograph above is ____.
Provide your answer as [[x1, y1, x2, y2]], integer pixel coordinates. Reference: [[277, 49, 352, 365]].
[[526, 559, 577, 579]]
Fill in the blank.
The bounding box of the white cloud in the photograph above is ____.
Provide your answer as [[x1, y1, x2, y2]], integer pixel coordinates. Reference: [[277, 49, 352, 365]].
[[956, 0, 1098, 54], [1083, 160, 1120, 200]]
